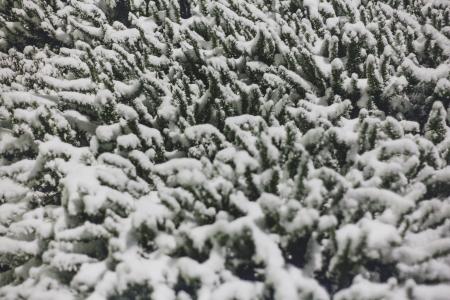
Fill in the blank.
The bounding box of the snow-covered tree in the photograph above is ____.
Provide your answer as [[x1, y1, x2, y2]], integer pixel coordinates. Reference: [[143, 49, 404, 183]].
[[1, 0, 450, 299]]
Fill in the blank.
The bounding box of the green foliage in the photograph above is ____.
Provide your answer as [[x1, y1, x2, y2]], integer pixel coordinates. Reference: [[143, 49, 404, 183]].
[[1, 0, 450, 299]]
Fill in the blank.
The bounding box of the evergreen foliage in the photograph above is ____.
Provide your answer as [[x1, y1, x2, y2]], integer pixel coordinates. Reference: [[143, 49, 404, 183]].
[[1, 0, 450, 299]]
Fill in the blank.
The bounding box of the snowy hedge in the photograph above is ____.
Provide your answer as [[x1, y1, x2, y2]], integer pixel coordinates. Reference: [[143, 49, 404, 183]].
[[1, 0, 450, 299]]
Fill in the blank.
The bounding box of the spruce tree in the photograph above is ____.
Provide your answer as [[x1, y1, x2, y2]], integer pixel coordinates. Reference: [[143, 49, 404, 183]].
[[425, 101, 448, 145]]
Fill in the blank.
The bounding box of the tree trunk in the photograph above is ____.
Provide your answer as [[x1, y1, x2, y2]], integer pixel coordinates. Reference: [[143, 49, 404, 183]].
[[179, 0, 191, 19], [116, 0, 130, 26]]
